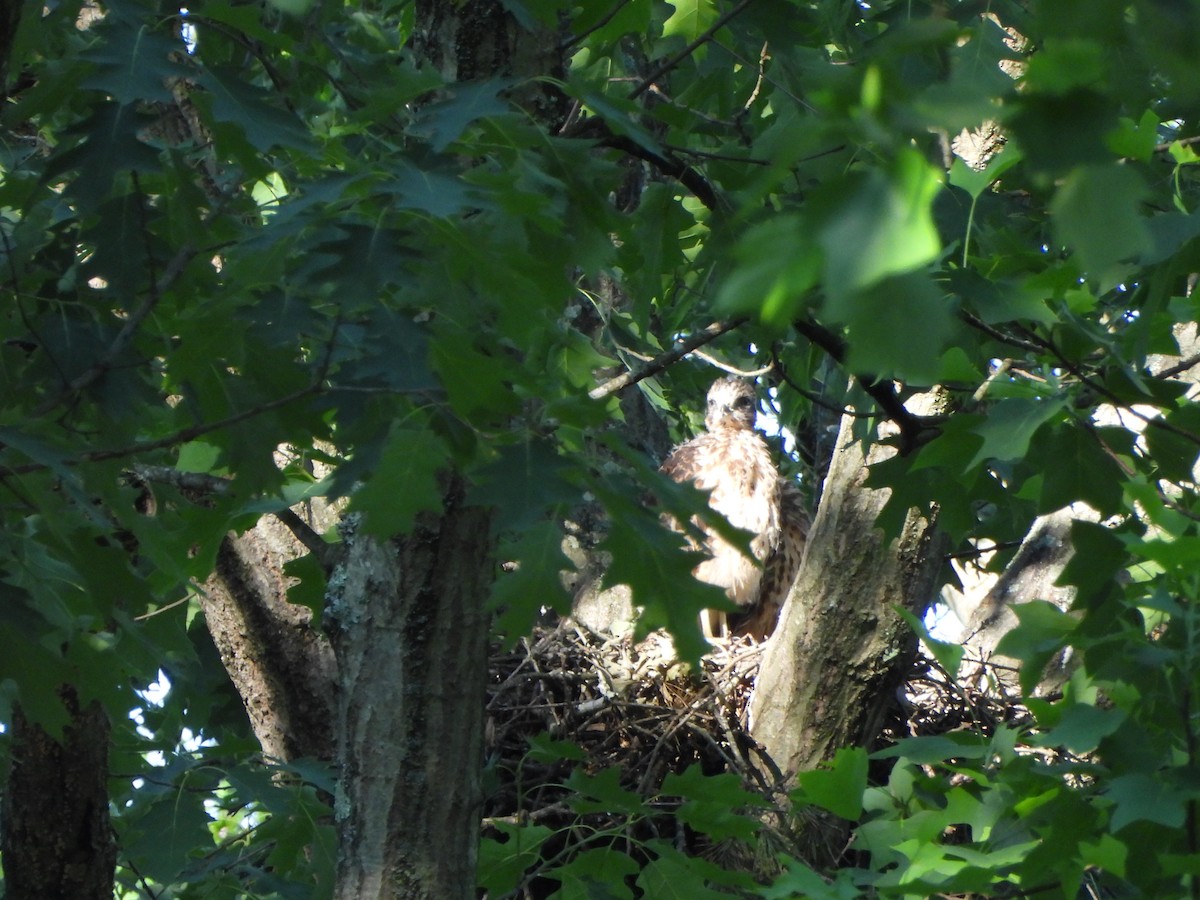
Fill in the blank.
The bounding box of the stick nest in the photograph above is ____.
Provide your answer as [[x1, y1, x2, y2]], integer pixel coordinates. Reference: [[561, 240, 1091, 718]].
[[481, 620, 1028, 879]]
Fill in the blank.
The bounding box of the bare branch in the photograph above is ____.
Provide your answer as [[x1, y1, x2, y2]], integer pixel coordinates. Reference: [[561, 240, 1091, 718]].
[[131, 464, 231, 496], [275, 507, 341, 571], [588, 319, 747, 400], [792, 319, 942, 453], [566, 116, 721, 210], [1155, 350, 1200, 380]]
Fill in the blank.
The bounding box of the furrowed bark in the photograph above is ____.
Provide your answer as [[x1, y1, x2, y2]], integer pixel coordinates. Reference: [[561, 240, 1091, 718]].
[[199, 520, 338, 763], [0, 690, 116, 900], [327, 480, 495, 900]]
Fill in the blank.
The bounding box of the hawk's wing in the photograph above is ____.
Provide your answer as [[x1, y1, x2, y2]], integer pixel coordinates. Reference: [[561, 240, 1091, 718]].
[[734, 479, 809, 639]]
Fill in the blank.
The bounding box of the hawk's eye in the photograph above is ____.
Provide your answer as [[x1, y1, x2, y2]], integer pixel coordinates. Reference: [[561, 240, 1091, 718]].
[[733, 396, 754, 410]]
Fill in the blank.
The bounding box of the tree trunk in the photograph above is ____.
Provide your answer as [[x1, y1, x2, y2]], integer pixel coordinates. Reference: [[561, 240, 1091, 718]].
[[0, 689, 116, 900], [957, 508, 1090, 696], [327, 480, 494, 900], [199, 522, 338, 763], [750, 405, 948, 776]]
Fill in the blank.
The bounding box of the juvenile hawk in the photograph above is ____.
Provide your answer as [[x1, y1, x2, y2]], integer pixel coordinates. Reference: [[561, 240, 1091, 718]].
[[660, 377, 808, 639]]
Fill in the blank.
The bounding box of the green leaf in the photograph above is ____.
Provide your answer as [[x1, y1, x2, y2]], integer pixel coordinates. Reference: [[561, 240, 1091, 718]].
[[872, 733, 991, 764], [45, 102, 162, 210], [565, 766, 645, 816], [411, 80, 512, 152], [469, 440, 577, 530], [1134, 535, 1200, 570], [1051, 164, 1151, 284], [1009, 89, 1114, 175], [548, 847, 639, 900], [1107, 773, 1188, 832], [1039, 702, 1125, 754], [350, 423, 447, 537], [663, 0, 718, 44], [1031, 424, 1125, 517], [478, 822, 554, 896], [308, 223, 412, 294], [819, 149, 943, 305], [489, 519, 573, 638], [839, 272, 955, 383], [120, 775, 219, 885], [897, 607, 963, 678], [948, 147, 1024, 200], [635, 852, 729, 899], [526, 733, 587, 762], [715, 214, 821, 328], [1144, 404, 1200, 483], [1106, 109, 1161, 162], [948, 269, 1057, 326], [1057, 519, 1124, 604], [763, 858, 864, 900], [0, 615, 71, 736], [662, 765, 766, 840], [593, 479, 726, 666], [1079, 833, 1127, 877], [1023, 39, 1106, 96], [794, 747, 869, 820], [381, 162, 477, 217], [573, 0, 653, 43], [80, 13, 184, 104], [197, 66, 314, 151], [177, 441, 224, 474], [968, 398, 1066, 469], [284, 552, 326, 622], [995, 601, 1077, 693]]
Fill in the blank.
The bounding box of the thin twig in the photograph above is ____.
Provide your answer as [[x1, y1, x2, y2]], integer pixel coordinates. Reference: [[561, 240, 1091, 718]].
[[958, 310, 1045, 354], [688, 349, 773, 377], [4, 316, 345, 477], [133, 595, 192, 621], [628, 0, 759, 101], [589, 318, 748, 400], [774, 358, 878, 420], [31, 240, 198, 418], [561, 0, 634, 50]]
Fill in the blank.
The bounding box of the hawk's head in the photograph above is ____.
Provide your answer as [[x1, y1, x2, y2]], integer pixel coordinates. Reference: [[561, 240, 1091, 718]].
[[704, 377, 757, 432]]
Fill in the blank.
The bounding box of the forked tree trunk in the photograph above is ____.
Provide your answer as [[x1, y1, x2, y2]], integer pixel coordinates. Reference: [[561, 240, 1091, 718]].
[[0, 690, 116, 900], [750, 405, 948, 775], [327, 481, 494, 900]]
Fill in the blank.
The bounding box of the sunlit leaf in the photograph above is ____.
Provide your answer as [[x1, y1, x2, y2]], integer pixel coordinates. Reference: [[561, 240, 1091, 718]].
[[663, 0, 717, 44], [794, 747, 869, 820], [819, 149, 943, 305]]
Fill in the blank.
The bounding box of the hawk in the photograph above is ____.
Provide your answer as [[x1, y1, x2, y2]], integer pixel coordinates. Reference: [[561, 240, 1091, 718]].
[[660, 376, 808, 640]]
